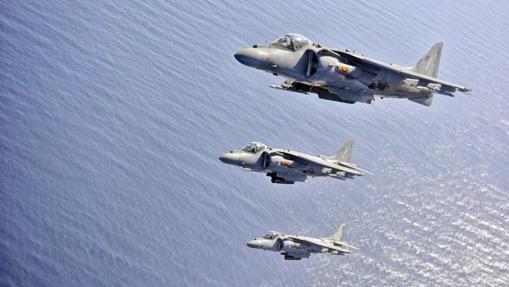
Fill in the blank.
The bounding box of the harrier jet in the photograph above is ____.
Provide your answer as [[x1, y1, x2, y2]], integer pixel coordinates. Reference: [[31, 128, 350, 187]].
[[219, 140, 368, 184], [247, 224, 357, 260], [234, 33, 471, 106]]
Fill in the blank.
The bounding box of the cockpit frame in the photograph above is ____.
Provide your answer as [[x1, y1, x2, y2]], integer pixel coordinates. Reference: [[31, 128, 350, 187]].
[[262, 231, 280, 240], [269, 33, 311, 51], [241, 142, 267, 153]]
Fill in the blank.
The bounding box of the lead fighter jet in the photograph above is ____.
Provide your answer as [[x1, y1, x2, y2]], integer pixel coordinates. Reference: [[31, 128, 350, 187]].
[[219, 140, 368, 184], [234, 33, 471, 106], [247, 224, 357, 260]]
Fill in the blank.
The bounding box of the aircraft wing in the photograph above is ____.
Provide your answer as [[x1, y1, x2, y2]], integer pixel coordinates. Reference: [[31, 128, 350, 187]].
[[273, 150, 368, 176], [286, 236, 352, 254], [327, 49, 471, 93]]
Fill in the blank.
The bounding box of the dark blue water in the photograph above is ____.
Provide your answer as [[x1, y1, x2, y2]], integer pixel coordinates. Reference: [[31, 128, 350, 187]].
[[1, 1, 508, 286]]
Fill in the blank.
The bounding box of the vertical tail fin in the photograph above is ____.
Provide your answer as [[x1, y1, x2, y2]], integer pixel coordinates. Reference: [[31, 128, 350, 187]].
[[330, 224, 345, 241], [409, 42, 443, 78], [334, 140, 354, 162]]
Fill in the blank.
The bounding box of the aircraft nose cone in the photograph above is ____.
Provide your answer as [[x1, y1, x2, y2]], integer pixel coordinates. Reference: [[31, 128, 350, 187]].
[[219, 152, 236, 164], [246, 240, 258, 248], [233, 51, 244, 63], [234, 48, 267, 68], [219, 154, 228, 163]]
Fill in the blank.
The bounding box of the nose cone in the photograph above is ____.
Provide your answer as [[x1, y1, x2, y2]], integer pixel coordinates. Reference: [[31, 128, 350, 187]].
[[234, 48, 269, 68], [219, 152, 237, 165], [246, 240, 260, 249]]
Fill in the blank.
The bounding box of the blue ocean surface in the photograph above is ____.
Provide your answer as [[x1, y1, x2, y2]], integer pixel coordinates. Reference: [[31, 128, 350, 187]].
[[1, 0, 508, 286]]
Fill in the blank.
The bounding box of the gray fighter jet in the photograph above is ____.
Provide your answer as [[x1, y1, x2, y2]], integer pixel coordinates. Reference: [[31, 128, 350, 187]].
[[247, 224, 357, 260], [234, 33, 471, 106], [219, 140, 368, 184]]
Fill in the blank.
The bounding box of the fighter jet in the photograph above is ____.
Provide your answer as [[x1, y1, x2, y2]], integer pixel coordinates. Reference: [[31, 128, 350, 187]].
[[219, 140, 368, 184], [234, 33, 471, 106], [247, 224, 357, 260]]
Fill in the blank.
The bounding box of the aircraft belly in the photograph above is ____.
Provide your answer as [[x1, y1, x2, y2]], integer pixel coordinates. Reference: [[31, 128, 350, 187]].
[[268, 165, 289, 173], [372, 88, 430, 99], [279, 173, 307, 182], [266, 165, 306, 182], [306, 164, 327, 176], [307, 245, 323, 253], [308, 68, 358, 89]]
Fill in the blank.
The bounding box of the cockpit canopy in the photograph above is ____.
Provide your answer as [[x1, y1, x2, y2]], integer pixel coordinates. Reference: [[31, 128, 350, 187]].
[[262, 231, 281, 240], [241, 142, 267, 153], [270, 33, 312, 51]]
